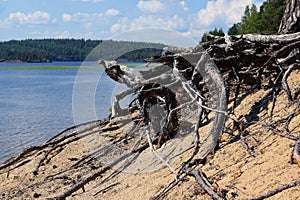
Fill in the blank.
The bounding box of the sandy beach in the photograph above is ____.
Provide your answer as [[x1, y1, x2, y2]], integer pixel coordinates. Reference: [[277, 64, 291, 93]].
[[0, 70, 300, 200]]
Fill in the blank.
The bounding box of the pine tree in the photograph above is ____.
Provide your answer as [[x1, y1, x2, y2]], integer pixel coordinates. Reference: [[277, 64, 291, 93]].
[[278, 0, 299, 33], [201, 27, 225, 43], [228, 23, 241, 35], [228, 0, 285, 35]]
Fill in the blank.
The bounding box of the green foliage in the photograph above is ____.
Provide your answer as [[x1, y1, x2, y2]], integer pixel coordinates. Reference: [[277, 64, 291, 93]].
[[0, 39, 100, 62], [201, 27, 225, 43], [228, 23, 242, 35], [117, 48, 162, 62], [240, 4, 260, 33], [0, 65, 99, 70], [228, 0, 285, 35], [258, 0, 286, 34], [0, 39, 164, 62], [85, 40, 164, 62]]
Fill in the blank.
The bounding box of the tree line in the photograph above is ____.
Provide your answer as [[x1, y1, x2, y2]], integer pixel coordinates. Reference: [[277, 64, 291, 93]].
[[202, 0, 286, 42], [0, 39, 164, 63]]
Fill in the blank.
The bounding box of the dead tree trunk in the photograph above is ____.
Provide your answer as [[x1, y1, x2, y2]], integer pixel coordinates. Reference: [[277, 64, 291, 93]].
[[278, 0, 300, 33]]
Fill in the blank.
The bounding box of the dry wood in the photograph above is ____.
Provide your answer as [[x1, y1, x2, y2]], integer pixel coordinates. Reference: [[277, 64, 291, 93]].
[[45, 119, 106, 143], [1, 25, 300, 199], [0, 119, 107, 171], [185, 168, 224, 200], [249, 179, 300, 200], [240, 130, 256, 157], [282, 63, 299, 101], [50, 166, 111, 200]]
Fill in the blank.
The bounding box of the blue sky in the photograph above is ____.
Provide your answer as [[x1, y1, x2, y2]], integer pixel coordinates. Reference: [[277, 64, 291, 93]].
[[0, 0, 264, 43]]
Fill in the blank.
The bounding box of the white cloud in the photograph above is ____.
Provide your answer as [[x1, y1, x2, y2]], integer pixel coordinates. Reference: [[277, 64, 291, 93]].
[[226, 0, 262, 23], [110, 23, 121, 33], [112, 28, 197, 47], [178, 0, 264, 40], [62, 12, 103, 23], [166, 15, 186, 30], [62, 14, 72, 22], [179, 1, 188, 12], [1, 11, 52, 25], [182, 29, 206, 40], [197, 0, 261, 27], [137, 0, 164, 13], [110, 17, 129, 33], [110, 15, 186, 35], [110, 0, 262, 41], [106, 9, 119, 16], [131, 15, 186, 30], [62, 9, 118, 24]]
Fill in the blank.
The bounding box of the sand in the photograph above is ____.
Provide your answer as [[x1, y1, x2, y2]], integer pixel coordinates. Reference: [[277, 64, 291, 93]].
[[0, 70, 299, 200]]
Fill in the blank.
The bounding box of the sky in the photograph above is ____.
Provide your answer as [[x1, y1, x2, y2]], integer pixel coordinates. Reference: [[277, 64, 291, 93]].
[[0, 0, 264, 44]]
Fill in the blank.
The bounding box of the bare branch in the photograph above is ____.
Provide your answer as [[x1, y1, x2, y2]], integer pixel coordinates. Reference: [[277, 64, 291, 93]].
[[249, 179, 300, 200], [185, 168, 224, 200]]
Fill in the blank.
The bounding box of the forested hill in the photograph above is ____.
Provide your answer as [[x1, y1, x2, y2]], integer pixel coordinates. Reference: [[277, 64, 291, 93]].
[[0, 39, 164, 63], [201, 0, 286, 42]]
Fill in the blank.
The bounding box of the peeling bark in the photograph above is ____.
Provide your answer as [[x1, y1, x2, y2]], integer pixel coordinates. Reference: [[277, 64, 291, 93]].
[[278, 0, 300, 33]]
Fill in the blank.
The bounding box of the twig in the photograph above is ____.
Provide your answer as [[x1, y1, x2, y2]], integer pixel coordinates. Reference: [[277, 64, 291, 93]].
[[185, 168, 224, 200], [93, 182, 120, 196], [267, 109, 298, 126], [33, 147, 55, 175], [153, 175, 188, 200], [249, 179, 300, 200], [282, 64, 296, 102], [33, 127, 104, 175], [0, 145, 46, 171], [145, 127, 178, 180], [270, 63, 283, 120], [177, 105, 203, 176], [262, 124, 297, 141], [50, 166, 111, 200], [4, 120, 106, 172], [240, 130, 256, 157], [46, 119, 106, 143], [231, 66, 241, 113], [52, 137, 158, 199]]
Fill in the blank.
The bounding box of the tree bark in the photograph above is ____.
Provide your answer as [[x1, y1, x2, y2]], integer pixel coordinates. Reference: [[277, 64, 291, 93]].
[[278, 0, 300, 33]]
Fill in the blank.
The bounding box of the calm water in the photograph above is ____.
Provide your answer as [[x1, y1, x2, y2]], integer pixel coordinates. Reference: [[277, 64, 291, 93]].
[[0, 62, 117, 162]]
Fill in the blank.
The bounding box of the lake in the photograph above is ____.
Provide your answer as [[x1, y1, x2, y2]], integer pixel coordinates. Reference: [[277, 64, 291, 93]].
[[0, 61, 124, 162]]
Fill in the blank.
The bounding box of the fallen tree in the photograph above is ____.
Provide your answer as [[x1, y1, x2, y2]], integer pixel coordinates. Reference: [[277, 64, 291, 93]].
[[96, 30, 300, 199], [0, 31, 299, 199]]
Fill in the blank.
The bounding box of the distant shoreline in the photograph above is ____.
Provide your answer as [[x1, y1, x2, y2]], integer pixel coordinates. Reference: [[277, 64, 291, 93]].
[[0, 39, 164, 64], [1, 59, 52, 63]]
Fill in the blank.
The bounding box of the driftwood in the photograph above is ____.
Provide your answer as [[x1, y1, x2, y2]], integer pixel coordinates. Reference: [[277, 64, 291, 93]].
[[96, 31, 300, 199], [0, 30, 299, 199], [101, 31, 299, 158], [63, 33, 288, 200]]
